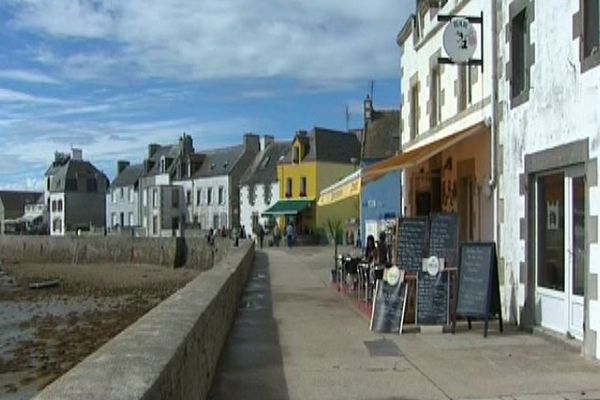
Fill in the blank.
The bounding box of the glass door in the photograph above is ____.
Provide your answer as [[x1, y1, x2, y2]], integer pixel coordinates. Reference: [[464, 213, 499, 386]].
[[535, 166, 585, 339]]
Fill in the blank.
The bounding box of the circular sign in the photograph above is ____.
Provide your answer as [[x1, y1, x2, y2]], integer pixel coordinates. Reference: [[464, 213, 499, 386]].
[[443, 17, 477, 63], [425, 256, 441, 277], [386, 266, 401, 286]]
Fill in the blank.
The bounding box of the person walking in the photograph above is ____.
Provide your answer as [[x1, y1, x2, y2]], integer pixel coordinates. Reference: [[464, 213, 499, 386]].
[[286, 222, 294, 248], [273, 223, 280, 247], [258, 224, 265, 248]]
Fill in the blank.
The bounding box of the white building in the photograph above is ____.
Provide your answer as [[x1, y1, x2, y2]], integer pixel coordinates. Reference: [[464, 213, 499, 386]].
[[106, 160, 143, 232], [44, 149, 108, 236], [395, 0, 495, 243], [497, 0, 600, 359], [191, 134, 260, 231], [239, 138, 291, 235]]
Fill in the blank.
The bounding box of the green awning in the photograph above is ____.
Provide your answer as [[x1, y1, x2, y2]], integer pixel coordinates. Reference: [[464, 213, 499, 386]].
[[262, 200, 313, 216]]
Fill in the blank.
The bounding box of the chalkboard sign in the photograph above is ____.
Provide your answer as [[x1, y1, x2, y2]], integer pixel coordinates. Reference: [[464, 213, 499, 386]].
[[416, 272, 449, 325], [428, 213, 459, 267], [370, 280, 407, 334], [453, 242, 503, 337], [397, 217, 428, 272]]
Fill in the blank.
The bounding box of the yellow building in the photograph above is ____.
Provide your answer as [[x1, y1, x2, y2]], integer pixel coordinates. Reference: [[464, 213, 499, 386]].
[[264, 128, 361, 237]]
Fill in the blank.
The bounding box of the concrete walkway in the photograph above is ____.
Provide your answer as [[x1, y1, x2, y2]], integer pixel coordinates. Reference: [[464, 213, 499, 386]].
[[209, 247, 600, 400]]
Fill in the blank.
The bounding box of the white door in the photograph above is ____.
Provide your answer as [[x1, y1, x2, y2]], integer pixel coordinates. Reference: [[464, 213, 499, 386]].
[[535, 167, 585, 339]]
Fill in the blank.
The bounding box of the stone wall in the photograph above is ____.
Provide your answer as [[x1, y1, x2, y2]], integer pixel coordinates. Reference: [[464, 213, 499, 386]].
[[32, 241, 255, 400], [0, 235, 233, 269]]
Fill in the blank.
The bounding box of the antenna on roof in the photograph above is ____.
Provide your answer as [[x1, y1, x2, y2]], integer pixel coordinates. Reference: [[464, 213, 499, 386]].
[[345, 104, 350, 132]]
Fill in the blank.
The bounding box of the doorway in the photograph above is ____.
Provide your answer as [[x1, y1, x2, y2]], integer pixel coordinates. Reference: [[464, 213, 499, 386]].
[[535, 166, 585, 339]]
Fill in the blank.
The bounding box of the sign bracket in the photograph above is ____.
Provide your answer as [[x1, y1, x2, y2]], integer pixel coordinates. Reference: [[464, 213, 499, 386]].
[[437, 12, 484, 72]]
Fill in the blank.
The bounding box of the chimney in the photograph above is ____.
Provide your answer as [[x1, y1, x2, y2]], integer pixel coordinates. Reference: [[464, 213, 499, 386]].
[[179, 133, 194, 156], [260, 135, 275, 151], [117, 160, 130, 174], [148, 143, 160, 158], [364, 94, 373, 124], [243, 133, 260, 152], [72, 148, 83, 161]]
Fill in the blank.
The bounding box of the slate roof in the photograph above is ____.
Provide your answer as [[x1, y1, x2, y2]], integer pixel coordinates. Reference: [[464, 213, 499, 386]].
[[280, 127, 361, 165], [46, 159, 108, 193], [362, 110, 400, 160], [0, 191, 43, 219], [111, 163, 144, 188], [240, 141, 292, 186], [192, 145, 246, 178], [143, 145, 179, 177]]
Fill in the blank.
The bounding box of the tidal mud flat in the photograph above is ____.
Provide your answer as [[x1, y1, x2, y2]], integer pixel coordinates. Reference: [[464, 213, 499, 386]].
[[0, 262, 199, 400]]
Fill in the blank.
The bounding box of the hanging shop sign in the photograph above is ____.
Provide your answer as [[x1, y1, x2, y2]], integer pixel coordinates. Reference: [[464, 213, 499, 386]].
[[438, 13, 484, 70]]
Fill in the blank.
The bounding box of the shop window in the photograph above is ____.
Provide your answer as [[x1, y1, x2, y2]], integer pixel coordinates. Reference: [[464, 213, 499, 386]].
[[537, 173, 565, 291], [510, 9, 528, 101]]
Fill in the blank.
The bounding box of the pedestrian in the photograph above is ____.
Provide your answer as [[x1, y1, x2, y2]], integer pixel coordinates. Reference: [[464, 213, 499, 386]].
[[258, 224, 265, 248], [273, 223, 280, 247], [286, 222, 294, 248], [241, 225, 247, 239], [376, 231, 388, 266], [207, 228, 214, 245]]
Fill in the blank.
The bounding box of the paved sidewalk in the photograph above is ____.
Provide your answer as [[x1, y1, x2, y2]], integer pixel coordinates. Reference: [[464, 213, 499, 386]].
[[210, 247, 600, 400]]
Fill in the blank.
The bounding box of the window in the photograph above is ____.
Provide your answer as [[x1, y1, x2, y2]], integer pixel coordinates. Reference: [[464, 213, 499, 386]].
[[584, 0, 600, 60], [510, 9, 527, 100], [128, 212, 134, 226], [120, 187, 124, 199], [213, 214, 219, 229], [160, 156, 166, 173], [172, 189, 179, 208], [300, 177, 307, 197], [207, 188, 213, 205], [143, 189, 148, 207], [196, 189, 201, 206], [128, 187, 134, 203], [410, 84, 419, 140], [430, 66, 441, 127], [286, 178, 293, 198], [46, 177, 50, 191], [292, 146, 300, 163], [52, 200, 57, 212], [152, 216, 158, 235], [186, 190, 191, 205], [57, 199, 63, 212], [218, 186, 224, 205], [152, 189, 158, 209]]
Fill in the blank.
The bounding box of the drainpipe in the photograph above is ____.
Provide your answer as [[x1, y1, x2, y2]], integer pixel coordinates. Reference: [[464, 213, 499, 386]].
[[490, 0, 499, 245]]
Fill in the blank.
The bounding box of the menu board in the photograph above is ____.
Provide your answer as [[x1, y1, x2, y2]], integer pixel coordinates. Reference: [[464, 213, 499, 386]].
[[370, 280, 407, 334], [416, 272, 449, 325], [397, 217, 428, 272], [456, 243, 494, 317], [428, 213, 459, 267]]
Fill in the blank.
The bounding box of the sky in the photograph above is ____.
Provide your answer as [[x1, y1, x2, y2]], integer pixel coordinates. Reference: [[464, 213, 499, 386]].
[[0, 0, 414, 190]]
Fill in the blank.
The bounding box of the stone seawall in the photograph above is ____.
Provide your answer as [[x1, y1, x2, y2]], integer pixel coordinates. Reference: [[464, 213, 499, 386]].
[[0, 236, 232, 269], [32, 241, 255, 400]]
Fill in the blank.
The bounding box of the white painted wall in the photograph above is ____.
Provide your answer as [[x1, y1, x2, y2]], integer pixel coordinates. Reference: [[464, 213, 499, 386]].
[[193, 175, 230, 230], [497, 0, 600, 357], [240, 182, 279, 235]]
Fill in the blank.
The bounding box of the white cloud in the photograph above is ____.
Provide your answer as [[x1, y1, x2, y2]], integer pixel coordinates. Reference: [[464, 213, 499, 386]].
[[7, 0, 410, 83], [0, 88, 66, 104], [0, 69, 61, 84]]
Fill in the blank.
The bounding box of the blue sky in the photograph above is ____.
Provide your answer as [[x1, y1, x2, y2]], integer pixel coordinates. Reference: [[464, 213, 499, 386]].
[[0, 1, 413, 189]]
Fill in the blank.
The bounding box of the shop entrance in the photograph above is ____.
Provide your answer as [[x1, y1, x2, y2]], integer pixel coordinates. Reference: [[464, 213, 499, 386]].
[[535, 166, 585, 339]]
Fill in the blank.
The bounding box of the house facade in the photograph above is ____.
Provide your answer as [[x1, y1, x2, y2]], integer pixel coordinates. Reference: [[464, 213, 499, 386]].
[[239, 137, 291, 235], [360, 96, 402, 244], [106, 160, 143, 232], [397, 0, 495, 245], [45, 149, 108, 236], [497, 0, 600, 359], [271, 128, 361, 236], [190, 134, 260, 231]]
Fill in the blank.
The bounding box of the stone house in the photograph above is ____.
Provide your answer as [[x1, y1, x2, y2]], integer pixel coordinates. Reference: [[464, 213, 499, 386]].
[[106, 160, 143, 232]]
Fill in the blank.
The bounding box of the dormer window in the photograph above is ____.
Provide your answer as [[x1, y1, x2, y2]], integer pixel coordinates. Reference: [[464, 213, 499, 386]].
[[160, 156, 166, 173], [292, 146, 300, 164]]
